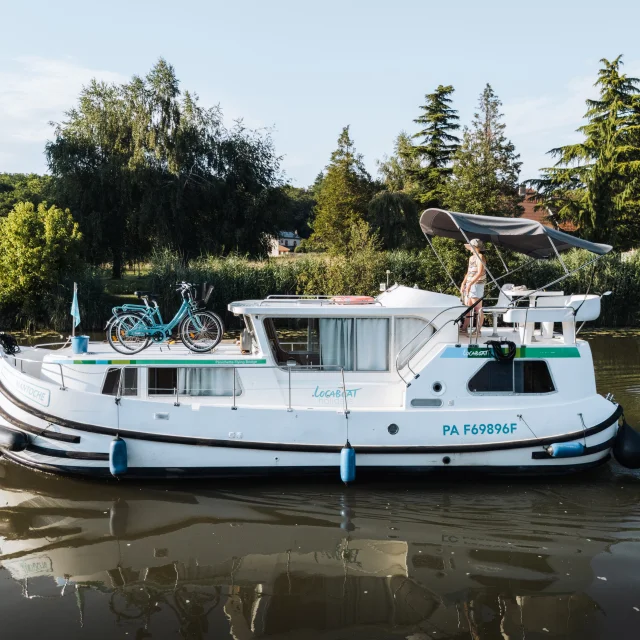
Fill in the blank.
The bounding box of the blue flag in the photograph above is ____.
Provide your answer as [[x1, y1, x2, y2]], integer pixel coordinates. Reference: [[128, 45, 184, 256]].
[[70, 284, 80, 328]]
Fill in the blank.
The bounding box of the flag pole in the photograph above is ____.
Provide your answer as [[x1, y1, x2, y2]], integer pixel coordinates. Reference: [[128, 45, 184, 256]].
[[72, 282, 77, 338]]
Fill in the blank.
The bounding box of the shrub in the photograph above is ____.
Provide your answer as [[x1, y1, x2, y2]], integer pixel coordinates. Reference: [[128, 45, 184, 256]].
[[0, 202, 101, 331]]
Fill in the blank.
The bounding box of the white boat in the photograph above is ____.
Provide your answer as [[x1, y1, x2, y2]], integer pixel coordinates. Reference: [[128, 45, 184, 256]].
[[0, 208, 638, 479]]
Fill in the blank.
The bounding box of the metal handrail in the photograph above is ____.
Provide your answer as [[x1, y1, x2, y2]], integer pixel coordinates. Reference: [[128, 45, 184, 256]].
[[253, 294, 383, 307], [394, 303, 467, 385], [1, 353, 360, 414]]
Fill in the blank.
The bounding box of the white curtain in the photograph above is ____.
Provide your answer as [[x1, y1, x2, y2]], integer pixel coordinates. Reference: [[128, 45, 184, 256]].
[[356, 318, 389, 371], [178, 368, 238, 396], [394, 318, 432, 368], [319, 319, 355, 370]]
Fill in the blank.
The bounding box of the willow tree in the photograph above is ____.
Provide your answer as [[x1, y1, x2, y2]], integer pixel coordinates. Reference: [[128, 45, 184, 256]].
[[47, 59, 284, 277], [411, 85, 460, 207], [446, 84, 522, 217], [531, 56, 640, 248]]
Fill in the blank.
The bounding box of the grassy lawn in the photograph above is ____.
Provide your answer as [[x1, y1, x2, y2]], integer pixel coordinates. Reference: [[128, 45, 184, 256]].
[[101, 267, 153, 303]]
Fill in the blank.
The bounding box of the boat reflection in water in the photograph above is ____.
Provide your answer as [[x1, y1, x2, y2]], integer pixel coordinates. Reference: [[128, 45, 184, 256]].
[[0, 461, 638, 639]]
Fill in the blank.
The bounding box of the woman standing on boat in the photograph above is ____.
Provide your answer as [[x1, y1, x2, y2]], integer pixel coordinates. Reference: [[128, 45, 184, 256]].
[[461, 238, 487, 335]]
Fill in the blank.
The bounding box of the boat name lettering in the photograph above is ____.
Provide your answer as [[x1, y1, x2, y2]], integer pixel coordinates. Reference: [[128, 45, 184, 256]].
[[13, 378, 50, 407], [464, 348, 492, 358], [443, 423, 517, 436], [313, 386, 362, 399]]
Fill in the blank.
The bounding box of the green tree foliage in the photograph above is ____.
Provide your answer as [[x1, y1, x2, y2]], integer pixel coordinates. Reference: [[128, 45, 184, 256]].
[[307, 126, 377, 253], [367, 191, 422, 249], [446, 84, 522, 216], [411, 85, 460, 207], [531, 56, 640, 249], [0, 173, 54, 217], [46, 58, 284, 277], [377, 132, 421, 195], [280, 185, 315, 239], [0, 202, 84, 325]]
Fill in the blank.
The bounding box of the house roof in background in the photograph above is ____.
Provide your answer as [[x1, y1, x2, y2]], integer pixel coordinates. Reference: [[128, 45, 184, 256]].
[[520, 188, 577, 232]]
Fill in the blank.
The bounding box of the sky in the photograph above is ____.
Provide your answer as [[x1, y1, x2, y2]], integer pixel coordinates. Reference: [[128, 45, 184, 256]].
[[1, 0, 640, 187]]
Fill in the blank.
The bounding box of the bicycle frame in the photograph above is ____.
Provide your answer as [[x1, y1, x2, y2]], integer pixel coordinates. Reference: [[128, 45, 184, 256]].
[[117, 303, 163, 325], [124, 298, 205, 339]]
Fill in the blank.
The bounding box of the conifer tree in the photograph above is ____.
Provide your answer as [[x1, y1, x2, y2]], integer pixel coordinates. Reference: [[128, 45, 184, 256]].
[[307, 126, 376, 253], [411, 85, 460, 207], [532, 56, 640, 248], [446, 84, 522, 217]]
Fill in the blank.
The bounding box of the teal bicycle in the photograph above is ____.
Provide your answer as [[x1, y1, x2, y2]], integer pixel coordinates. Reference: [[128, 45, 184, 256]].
[[107, 282, 224, 354]]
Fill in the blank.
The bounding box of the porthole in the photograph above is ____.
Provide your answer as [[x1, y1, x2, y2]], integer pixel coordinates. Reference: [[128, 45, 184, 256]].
[[442, 456, 451, 465], [388, 424, 399, 435], [432, 381, 445, 395]]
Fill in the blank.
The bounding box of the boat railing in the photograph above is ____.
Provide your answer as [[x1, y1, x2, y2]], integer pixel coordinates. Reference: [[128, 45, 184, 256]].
[[1, 353, 353, 414], [256, 295, 382, 307], [394, 303, 467, 386]]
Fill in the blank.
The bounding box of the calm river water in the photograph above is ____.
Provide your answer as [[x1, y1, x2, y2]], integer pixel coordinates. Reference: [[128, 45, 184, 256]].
[[0, 335, 639, 639]]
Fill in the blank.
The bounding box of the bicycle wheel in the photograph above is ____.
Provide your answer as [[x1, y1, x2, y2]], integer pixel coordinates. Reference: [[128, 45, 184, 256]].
[[180, 311, 224, 353], [106, 312, 143, 351], [108, 314, 151, 354]]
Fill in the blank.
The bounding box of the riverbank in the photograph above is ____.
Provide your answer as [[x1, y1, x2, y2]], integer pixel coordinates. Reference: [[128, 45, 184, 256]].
[[2, 247, 640, 333]]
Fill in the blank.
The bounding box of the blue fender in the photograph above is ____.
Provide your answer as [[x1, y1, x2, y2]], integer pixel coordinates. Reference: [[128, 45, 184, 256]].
[[109, 437, 128, 476], [546, 442, 585, 458], [340, 441, 356, 484]]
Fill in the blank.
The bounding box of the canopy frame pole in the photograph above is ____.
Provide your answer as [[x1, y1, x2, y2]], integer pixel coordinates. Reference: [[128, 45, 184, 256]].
[[494, 258, 536, 283], [424, 234, 458, 290], [548, 236, 569, 275], [510, 253, 604, 307], [493, 245, 510, 273], [453, 223, 501, 294]]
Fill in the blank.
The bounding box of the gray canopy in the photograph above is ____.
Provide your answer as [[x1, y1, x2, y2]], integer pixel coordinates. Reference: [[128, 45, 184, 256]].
[[419, 209, 612, 258]]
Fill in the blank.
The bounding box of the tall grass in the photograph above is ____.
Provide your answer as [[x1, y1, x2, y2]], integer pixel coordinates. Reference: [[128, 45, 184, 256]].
[[2, 246, 637, 333], [147, 246, 640, 329]]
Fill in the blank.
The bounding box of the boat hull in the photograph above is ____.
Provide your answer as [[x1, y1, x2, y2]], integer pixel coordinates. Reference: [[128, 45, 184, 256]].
[[0, 347, 623, 480]]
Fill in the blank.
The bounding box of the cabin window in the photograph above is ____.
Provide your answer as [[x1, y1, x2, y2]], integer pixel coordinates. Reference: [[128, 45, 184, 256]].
[[102, 367, 138, 396], [148, 368, 178, 395], [148, 367, 241, 396], [394, 317, 433, 368], [264, 317, 389, 371], [468, 361, 555, 394]]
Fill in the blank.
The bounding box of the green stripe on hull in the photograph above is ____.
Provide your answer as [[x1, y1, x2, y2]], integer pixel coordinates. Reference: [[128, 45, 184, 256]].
[[441, 345, 580, 359], [517, 346, 580, 358]]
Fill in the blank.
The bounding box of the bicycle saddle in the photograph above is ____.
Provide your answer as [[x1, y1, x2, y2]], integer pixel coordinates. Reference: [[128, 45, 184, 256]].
[[134, 291, 160, 299]]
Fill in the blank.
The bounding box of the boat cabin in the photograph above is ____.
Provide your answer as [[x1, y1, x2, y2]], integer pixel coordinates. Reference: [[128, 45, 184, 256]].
[[16, 207, 613, 413]]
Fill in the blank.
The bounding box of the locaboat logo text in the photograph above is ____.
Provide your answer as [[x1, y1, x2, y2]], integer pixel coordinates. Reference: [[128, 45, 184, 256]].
[[312, 386, 362, 405]]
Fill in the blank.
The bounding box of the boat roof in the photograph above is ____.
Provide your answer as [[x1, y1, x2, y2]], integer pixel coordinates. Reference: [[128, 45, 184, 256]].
[[420, 208, 613, 258], [229, 285, 460, 316]]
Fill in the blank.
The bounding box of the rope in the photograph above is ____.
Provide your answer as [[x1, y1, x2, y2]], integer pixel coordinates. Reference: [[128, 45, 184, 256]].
[[485, 340, 517, 363], [517, 413, 540, 442], [578, 413, 587, 447]]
